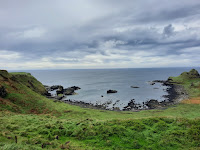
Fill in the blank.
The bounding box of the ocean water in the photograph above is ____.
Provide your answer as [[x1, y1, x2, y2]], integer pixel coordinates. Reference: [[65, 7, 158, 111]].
[[11, 67, 200, 109]]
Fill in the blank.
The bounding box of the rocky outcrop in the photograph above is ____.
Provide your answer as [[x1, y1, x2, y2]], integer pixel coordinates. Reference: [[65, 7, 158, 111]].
[[10, 73, 47, 95], [0, 86, 7, 98], [145, 99, 160, 109], [70, 86, 81, 90], [50, 85, 63, 91], [0, 70, 10, 79], [179, 69, 200, 79], [107, 90, 117, 94], [63, 88, 76, 95], [123, 99, 141, 111]]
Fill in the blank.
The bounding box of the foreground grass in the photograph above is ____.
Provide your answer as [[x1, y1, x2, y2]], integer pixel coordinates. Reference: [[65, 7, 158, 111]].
[[1, 70, 200, 149], [1, 111, 200, 150]]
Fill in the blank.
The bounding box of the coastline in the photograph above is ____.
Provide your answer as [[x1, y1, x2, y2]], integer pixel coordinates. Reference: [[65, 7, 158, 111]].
[[46, 80, 189, 111]]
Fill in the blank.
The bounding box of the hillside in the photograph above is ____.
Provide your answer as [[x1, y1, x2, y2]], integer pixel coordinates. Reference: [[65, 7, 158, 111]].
[[0, 69, 200, 149]]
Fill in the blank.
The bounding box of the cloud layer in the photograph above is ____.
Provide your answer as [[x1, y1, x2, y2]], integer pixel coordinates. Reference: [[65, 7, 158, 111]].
[[0, 0, 200, 69]]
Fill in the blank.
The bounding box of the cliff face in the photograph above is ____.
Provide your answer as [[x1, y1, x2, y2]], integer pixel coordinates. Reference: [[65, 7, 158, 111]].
[[0, 70, 46, 95], [10, 72, 47, 95], [0, 70, 51, 114]]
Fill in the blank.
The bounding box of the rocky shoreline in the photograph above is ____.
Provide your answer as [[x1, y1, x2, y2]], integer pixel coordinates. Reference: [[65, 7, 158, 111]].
[[44, 78, 189, 111]]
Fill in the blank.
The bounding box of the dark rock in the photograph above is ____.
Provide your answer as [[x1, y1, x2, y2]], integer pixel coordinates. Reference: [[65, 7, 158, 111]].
[[44, 85, 51, 91], [148, 81, 156, 85], [131, 86, 140, 88], [145, 99, 160, 109], [64, 88, 75, 95], [123, 99, 141, 111], [50, 85, 63, 91], [107, 90, 117, 94], [0, 86, 7, 98], [56, 88, 64, 95], [45, 92, 51, 97], [153, 80, 165, 83], [70, 86, 81, 90]]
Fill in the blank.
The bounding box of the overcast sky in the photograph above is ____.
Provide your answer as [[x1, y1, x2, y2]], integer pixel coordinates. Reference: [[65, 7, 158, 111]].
[[0, 0, 200, 70]]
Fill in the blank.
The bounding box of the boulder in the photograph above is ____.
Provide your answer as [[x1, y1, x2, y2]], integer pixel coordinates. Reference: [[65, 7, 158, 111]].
[[50, 85, 63, 91], [0, 86, 7, 98], [131, 86, 140, 88], [64, 88, 75, 95], [70, 86, 81, 90], [56, 88, 64, 95], [145, 99, 160, 109], [107, 90, 117, 94]]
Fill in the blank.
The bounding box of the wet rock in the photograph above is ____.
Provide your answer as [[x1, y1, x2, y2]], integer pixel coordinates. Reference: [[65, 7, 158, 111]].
[[44, 85, 51, 91], [0, 86, 7, 98], [107, 90, 117, 94], [50, 85, 63, 91], [64, 88, 75, 95], [70, 86, 81, 90], [153, 80, 165, 83], [147, 81, 156, 85], [123, 99, 141, 111], [130, 86, 140, 88], [56, 88, 64, 95], [54, 94, 65, 100], [145, 99, 160, 109]]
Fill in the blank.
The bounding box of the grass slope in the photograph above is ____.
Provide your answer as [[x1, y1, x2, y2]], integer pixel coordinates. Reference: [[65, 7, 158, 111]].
[[0, 69, 200, 149]]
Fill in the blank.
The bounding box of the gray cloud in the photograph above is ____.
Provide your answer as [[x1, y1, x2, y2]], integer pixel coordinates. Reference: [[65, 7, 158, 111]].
[[0, 0, 200, 69]]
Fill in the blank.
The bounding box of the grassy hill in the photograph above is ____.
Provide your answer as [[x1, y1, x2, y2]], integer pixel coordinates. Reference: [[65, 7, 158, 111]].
[[0, 69, 200, 149]]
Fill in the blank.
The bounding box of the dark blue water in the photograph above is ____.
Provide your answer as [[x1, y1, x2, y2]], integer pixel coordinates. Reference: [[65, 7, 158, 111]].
[[10, 67, 200, 108]]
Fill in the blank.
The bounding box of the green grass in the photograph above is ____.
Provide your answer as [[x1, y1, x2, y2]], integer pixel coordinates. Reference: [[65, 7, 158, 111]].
[[9, 72, 32, 75], [1, 69, 200, 149], [1, 113, 200, 150]]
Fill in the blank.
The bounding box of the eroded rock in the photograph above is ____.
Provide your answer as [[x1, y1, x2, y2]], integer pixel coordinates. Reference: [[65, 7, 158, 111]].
[[107, 90, 117, 94]]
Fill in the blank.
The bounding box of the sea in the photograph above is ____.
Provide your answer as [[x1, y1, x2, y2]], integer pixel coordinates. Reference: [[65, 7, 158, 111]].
[[10, 67, 200, 109]]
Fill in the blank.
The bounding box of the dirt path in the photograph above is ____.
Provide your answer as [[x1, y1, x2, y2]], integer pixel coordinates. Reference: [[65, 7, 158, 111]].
[[182, 97, 200, 104]]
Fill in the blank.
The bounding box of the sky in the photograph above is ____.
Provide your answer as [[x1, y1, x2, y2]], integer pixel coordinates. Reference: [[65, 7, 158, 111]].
[[0, 0, 200, 70]]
